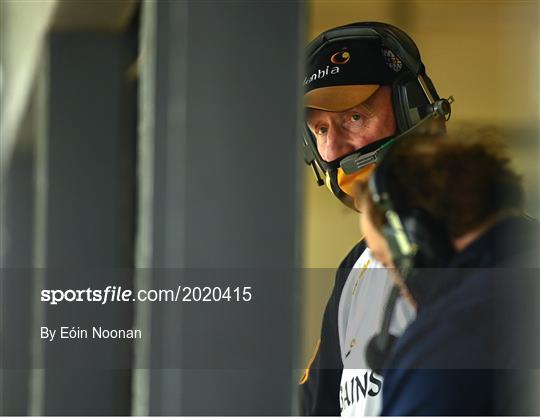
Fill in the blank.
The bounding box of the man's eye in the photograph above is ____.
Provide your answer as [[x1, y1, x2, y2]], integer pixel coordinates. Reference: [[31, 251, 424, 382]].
[[316, 126, 328, 135], [350, 114, 362, 122]]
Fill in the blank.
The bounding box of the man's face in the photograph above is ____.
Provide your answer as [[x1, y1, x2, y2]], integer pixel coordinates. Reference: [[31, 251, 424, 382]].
[[306, 86, 396, 162]]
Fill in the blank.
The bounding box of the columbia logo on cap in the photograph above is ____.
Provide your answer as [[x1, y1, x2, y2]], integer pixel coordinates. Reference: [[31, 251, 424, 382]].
[[331, 50, 351, 65]]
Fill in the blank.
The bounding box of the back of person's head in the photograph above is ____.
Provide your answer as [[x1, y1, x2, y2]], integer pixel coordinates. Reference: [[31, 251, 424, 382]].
[[360, 127, 524, 240]]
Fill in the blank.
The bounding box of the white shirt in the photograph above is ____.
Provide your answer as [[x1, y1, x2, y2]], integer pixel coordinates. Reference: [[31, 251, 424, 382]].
[[338, 248, 415, 416]]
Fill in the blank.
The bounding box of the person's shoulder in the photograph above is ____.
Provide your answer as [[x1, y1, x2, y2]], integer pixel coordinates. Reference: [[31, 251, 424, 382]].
[[338, 240, 367, 269], [388, 288, 493, 370], [503, 215, 540, 267], [330, 240, 367, 305]]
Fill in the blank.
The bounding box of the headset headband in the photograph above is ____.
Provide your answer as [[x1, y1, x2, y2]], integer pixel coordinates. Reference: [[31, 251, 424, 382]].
[[306, 23, 424, 77]]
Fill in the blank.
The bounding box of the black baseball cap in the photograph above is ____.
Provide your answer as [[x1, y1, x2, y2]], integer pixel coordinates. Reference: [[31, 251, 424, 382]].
[[304, 36, 405, 111]]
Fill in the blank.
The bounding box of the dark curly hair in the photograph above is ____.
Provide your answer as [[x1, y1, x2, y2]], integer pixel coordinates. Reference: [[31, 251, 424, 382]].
[[357, 127, 525, 239]]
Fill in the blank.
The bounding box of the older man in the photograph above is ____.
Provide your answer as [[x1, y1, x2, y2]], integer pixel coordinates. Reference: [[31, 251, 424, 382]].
[[299, 22, 452, 416]]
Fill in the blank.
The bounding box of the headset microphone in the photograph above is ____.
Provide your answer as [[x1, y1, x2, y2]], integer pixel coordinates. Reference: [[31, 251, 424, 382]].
[[365, 286, 400, 372], [339, 96, 454, 175], [363, 142, 455, 372]]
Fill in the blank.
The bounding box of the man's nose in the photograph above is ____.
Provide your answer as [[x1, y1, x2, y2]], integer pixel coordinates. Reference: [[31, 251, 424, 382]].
[[324, 126, 355, 162]]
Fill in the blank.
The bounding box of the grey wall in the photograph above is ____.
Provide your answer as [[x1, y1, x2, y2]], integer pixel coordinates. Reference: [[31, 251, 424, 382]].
[[28, 30, 137, 415], [1, 1, 305, 415], [134, 0, 304, 415], [1, 89, 37, 416]]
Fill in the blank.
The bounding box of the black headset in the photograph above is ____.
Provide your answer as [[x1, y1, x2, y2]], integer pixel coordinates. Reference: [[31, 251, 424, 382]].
[[302, 22, 453, 208], [364, 146, 455, 372]]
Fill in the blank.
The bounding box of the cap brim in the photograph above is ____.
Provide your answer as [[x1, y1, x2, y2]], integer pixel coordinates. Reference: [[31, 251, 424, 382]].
[[305, 85, 380, 112]]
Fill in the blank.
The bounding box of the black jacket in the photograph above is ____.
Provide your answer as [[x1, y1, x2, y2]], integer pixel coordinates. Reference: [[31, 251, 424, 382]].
[[381, 217, 540, 415], [299, 241, 366, 415]]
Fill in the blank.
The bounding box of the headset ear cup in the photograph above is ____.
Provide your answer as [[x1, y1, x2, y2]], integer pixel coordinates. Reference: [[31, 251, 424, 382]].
[[392, 74, 434, 132], [401, 211, 455, 268], [366, 333, 398, 373], [391, 78, 410, 132]]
